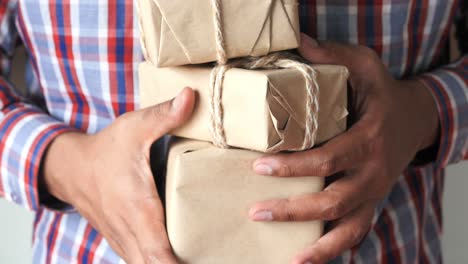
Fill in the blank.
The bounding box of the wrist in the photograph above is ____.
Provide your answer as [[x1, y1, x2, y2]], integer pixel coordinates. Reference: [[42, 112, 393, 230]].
[[402, 79, 440, 151], [41, 131, 92, 206]]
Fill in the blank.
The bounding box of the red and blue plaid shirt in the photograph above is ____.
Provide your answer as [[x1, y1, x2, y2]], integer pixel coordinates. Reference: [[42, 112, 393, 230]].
[[0, 0, 467, 263]]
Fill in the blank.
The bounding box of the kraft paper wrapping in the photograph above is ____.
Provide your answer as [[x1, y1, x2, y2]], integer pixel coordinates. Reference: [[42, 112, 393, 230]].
[[139, 62, 349, 153], [166, 138, 324, 264], [137, 0, 300, 67]]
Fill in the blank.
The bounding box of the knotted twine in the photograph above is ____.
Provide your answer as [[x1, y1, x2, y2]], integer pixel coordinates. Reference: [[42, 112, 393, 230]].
[[209, 0, 320, 150]]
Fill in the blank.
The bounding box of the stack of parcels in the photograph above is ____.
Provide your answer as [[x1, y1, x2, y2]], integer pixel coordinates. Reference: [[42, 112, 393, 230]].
[[137, 0, 349, 263]]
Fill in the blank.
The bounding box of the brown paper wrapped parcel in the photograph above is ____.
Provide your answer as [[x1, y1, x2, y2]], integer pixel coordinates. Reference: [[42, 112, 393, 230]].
[[139, 62, 349, 152], [137, 0, 300, 67], [166, 138, 324, 264]]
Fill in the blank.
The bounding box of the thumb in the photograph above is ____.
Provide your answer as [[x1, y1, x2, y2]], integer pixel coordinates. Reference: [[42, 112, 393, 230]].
[[298, 33, 350, 67], [138, 87, 195, 142]]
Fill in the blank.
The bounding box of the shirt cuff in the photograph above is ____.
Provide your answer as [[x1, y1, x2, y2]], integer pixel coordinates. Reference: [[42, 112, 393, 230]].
[[0, 105, 75, 211], [418, 65, 468, 170]]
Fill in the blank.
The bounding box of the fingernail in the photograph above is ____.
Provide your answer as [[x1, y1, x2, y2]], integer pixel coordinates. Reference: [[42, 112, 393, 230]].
[[252, 210, 273, 221], [171, 89, 186, 112], [301, 34, 319, 48], [255, 163, 274, 175]]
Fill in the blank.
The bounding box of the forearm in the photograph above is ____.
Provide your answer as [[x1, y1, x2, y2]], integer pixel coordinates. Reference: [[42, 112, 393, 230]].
[[404, 79, 440, 151], [39, 131, 90, 209]]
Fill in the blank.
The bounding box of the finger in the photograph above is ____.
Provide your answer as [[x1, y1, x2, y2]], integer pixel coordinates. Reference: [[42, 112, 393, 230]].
[[78, 204, 144, 263], [298, 34, 354, 66], [249, 170, 368, 222], [92, 220, 129, 261], [290, 204, 374, 264], [113, 220, 146, 264], [133, 87, 196, 142], [253, 121, 371, 177], [127, 195, 178, 264], [299, 34, 380, 78], [105, 236, 129, 263]]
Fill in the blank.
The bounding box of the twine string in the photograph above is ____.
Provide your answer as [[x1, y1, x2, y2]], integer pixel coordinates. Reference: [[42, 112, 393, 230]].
[[210, 0, 320, 150]]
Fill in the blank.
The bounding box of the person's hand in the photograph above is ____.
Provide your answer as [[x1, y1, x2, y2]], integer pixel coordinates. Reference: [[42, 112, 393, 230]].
[[41, 88, 195, 263], [249, 35, 440, 264]]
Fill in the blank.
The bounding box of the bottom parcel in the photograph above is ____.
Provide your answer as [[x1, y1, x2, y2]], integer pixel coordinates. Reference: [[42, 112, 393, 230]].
[[165, 139, 324, 264]]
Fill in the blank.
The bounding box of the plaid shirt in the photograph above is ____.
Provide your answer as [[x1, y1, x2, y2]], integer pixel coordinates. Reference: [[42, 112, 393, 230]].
[[0, 0, 466, 263]]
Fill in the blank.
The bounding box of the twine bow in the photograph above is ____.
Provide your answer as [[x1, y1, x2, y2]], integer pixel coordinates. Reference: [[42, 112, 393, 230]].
[[209, 0, 320, 150]]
